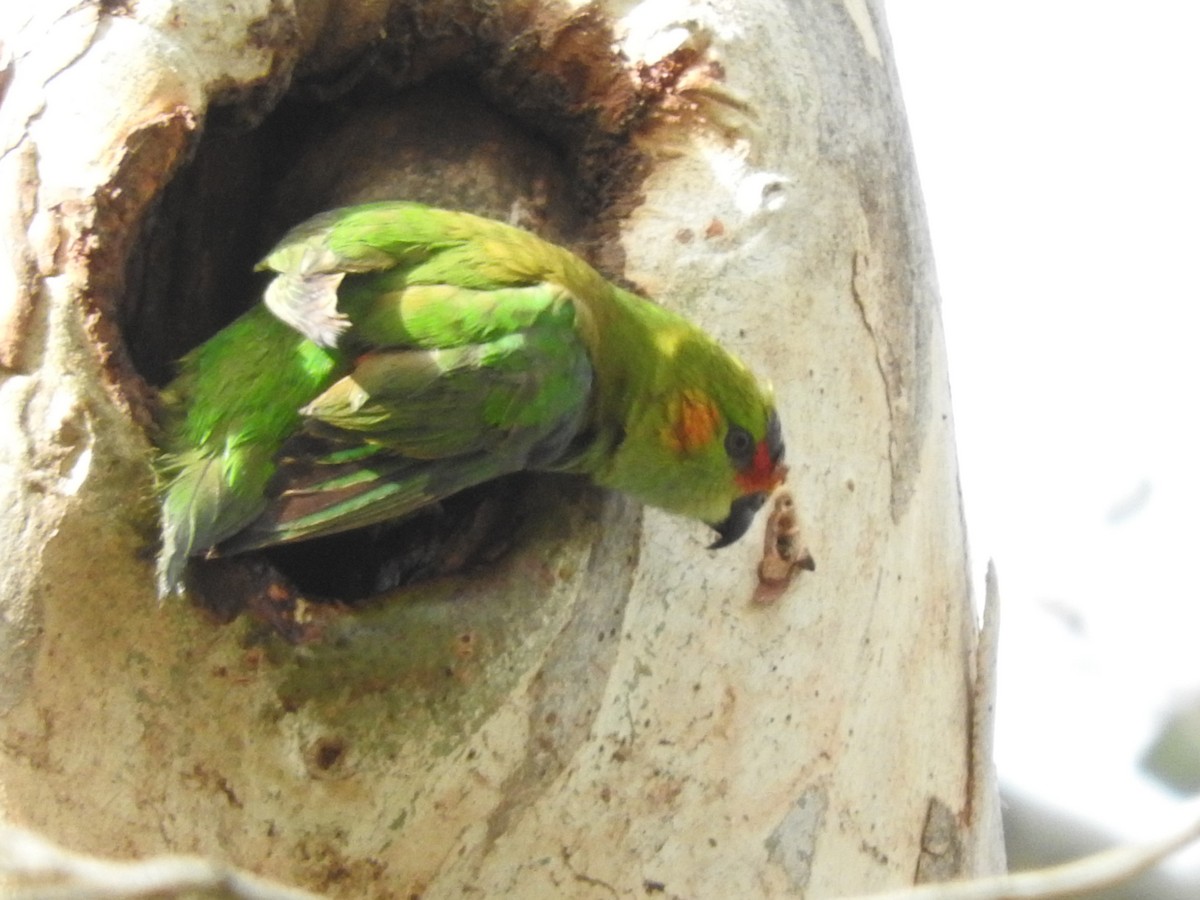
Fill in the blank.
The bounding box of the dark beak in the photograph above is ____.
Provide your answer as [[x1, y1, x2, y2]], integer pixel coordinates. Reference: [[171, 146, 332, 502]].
[[708, 492, 768, 549]]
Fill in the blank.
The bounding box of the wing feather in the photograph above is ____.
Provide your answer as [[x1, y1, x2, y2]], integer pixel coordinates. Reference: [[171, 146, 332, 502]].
[[163, 202, 601, 584], [215, 287, 593, 553]]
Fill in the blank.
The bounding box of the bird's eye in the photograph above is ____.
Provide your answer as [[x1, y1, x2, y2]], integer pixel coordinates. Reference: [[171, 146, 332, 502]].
[[724, 424, 755, 469]]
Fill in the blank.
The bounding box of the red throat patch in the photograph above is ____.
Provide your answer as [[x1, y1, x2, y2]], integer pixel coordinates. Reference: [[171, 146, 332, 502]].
[[736, 440, 788, 494]]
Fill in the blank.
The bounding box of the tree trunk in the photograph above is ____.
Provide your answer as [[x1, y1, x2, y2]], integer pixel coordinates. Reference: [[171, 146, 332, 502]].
[[0, 0, 1003, 896]]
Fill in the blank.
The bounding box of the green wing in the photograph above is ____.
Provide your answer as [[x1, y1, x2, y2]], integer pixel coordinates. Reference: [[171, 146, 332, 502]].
[[215, 274, 594, 554], [158, 203, 599, 592]]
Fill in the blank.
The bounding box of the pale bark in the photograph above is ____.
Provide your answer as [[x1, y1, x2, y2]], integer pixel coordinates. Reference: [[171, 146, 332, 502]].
[[0, 1, 1002, 896]]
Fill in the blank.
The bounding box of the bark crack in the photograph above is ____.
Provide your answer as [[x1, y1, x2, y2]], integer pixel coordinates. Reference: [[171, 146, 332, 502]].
[[849, 249, 898, 521], [561, 846, 620, 898]]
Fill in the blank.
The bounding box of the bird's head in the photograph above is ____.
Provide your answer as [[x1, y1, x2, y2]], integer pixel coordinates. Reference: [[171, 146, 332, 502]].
[[603, 332, 788, 548]]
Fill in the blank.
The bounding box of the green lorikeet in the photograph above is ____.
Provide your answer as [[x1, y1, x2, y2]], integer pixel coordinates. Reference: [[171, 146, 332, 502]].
[[155, 202, 786, 598]]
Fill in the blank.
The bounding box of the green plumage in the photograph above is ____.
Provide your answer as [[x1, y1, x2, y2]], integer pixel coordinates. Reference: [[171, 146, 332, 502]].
[[155, 202, 785, 598]]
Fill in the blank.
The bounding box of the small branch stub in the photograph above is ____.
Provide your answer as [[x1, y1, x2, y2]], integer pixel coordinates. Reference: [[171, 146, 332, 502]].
[[754, 489, 815, 605]]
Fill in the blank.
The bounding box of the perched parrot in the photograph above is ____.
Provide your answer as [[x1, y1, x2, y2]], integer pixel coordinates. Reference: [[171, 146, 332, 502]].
[[155, 201, 787, 598]]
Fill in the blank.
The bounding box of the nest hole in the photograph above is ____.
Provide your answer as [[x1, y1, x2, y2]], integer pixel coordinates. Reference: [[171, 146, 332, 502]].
[[117, 19, 664, 610]]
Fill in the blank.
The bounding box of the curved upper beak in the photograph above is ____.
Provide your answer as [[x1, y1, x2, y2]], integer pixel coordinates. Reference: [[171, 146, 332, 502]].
[[708, 492, 768, 549]]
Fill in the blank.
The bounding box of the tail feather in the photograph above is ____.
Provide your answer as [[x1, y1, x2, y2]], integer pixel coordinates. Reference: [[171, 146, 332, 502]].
[[155, 451, 266, 599]]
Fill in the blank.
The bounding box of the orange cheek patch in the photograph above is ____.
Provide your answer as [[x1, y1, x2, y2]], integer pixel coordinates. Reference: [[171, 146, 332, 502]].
[[662, 389, 720, 456]]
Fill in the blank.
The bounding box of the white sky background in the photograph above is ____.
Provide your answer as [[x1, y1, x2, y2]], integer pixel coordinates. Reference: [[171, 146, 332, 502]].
[[886, 0, 1200, 875]]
